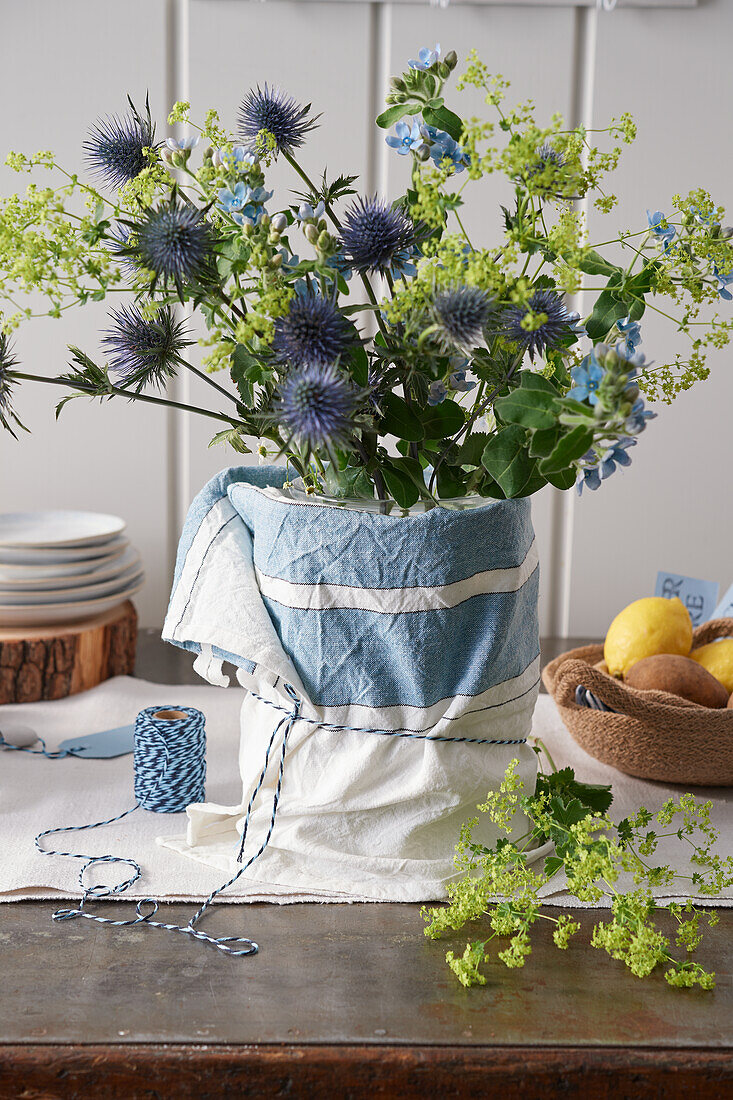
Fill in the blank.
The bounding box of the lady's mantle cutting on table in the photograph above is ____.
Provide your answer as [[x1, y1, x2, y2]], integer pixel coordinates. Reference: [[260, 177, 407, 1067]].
[[423, 754, 733, 990], [1, 47, 732, 505]]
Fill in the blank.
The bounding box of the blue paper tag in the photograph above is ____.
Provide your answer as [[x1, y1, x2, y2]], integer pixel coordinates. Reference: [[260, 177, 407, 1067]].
[[58, 725, 135, 758], [712, 581, 733, 621], [655, 572, 719, 628]]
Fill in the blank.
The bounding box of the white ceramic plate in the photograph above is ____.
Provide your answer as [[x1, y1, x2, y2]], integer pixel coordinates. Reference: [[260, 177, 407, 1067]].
[[0, 566, 144, 605], [0, 534, 127, 566], [0, 576, 145, 627], [0, 510, 126, 549], [0, 547, 141, 591], [0, 547, 131, 581]]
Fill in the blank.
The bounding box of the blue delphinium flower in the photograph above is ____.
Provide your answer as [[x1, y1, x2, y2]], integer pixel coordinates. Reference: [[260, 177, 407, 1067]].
[[616, 317, 642, 357], [429, 130, 469, 173], [433, 285, 491, 351], [101, 304, 191, 390], [647, 210, 676, 252], [409, 44, 440, 70], [503, 289, 580, 361], [428, 380, 448, 406], [218, 182, 273, 226], [0, 334, 24, 438], [712, 262, 733, 300], [124, 197, 216, 294], [326, 251, 353, 282], [297, 200, 325, 222], [213, 145, 257, 172], [449, 368, 476, 393], [568, 349, 605, 404], [275, 363, 359, 454], [238, 85, 318, 156], [273, 286, 354, 369], [84, 100, 155, 190], [576, 456, 602, 496], [600, 438, 636, 479], [165, 136, 200, 153], [386, 120, 424, 157], [625, 396, 656, 436], [339, 196, 416, 274]]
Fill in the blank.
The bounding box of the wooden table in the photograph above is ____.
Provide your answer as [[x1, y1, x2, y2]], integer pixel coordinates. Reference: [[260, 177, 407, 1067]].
[[2, 635, 732, 1099]]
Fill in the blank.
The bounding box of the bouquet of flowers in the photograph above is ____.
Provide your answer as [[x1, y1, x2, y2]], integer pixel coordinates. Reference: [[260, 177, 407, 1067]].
[[1, 46, 732, 507]]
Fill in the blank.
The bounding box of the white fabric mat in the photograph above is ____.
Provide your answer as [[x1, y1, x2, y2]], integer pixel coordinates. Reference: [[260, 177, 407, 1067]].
[[1, 676, 731, 907]]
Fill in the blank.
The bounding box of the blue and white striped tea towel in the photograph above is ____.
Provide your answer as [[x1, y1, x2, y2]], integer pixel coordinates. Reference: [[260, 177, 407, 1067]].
[[161, 467, 543, 902]]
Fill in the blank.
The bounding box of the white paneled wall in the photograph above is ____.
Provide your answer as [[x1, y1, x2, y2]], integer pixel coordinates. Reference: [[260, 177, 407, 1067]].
[[0, 0, 727, 635]]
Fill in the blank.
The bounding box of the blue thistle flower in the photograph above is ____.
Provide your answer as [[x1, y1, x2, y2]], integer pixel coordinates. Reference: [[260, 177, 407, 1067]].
[[503, 289, 580, 361], [432, 285, 491, 351], [275, 363, 360, 455], [238, 85, 318, 156], [122, 195, 217, 296], [84, 97, 156, 190], [273, 287, 354, 369], [0, 334, 25, 438], [339, 196, 416, 274], [101, 304, 191, 390]]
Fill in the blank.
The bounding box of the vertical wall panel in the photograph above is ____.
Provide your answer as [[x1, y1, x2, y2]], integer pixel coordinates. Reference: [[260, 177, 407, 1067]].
[[567, 0, 733, 635], [388, 6, 578, 635], [0, 0, 171, 627]]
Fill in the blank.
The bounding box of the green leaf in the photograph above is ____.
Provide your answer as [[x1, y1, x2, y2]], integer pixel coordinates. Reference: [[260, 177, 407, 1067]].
[[535, 766, 613, 816], [494, 373, 559, 430], [436, 464, 466, 499], [421, 104, 464, 143], [584, 287, 629, 342], [456, 431, 490, 467], [323, 464, 374, 501], [420, 399, 464, 440], [347, 344, 369, 387], [382, 460, 420, 508], [545, 466, 577, 491], [528, 426, 560, 458], [380, 392, 424, 442], [481, 426, 535, 498], [574, 249, 622, 279], [540, 426, 594, 474], [543, 856, 564, 878], [376, 103, 417, 130], [208, 427, 251, 454]]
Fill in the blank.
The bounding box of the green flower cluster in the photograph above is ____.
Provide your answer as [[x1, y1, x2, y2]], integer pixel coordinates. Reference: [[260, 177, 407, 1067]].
[[423, 758, 731, 991]]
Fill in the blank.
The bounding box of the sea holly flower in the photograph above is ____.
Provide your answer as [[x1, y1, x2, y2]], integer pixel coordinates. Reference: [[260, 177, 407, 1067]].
[[122, 195, 217, 295], [428, 380, 448, 406], [386, 120, 424, 157], [238, 85, 319, 156], [339, 196, 416, 275], [272, 285, 354, 369], [408, 44, 440, 71], [568, 349, 605, 405], [84, 98, 156, 190], [101, 304, 191, 390], [0, 334, 25, 438], [503, 289, 581, 362], [275, 362, 360, 455], [647, 209, 676, 252], [433, 285, 491, 351]]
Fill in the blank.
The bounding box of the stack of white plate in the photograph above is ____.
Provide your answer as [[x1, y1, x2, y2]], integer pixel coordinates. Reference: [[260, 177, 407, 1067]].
[[0, 511, 145, 627]]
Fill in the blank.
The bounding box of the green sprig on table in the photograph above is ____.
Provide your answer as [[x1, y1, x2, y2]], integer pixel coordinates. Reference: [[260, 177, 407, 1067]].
[[422, 759, 733, 990]]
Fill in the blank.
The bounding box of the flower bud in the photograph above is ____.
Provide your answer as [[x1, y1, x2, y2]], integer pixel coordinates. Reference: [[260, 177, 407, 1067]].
[[203, 146, 214, 161], [317, 231, 331, 251], [271, 213, 287, 233], [444, 50, 458, 70], [212, 149, 223, 168], [304, 223, 319, 244], [242, 221, 255, 238], [437, 62, 450, 80], [259, 212, 270, 228], [270, 251, 283, 268], [390, 77, 407, 93], [161, 148, 176, 167], [415, 143, 431, 162]]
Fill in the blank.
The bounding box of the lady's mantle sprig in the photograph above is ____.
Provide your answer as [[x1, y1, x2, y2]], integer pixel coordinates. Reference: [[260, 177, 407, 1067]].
[[238, 85, 319, 156], [275, 363, 362, 457], [102, 304, 191, 390], [84, 97, 157, 190]]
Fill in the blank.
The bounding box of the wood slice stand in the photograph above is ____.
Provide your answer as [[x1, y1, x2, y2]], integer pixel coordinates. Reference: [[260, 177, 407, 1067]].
[[0, 600, 137, 704]]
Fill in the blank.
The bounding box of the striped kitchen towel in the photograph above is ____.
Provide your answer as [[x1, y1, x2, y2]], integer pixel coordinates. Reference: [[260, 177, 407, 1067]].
[[160, 466, 543, 902]]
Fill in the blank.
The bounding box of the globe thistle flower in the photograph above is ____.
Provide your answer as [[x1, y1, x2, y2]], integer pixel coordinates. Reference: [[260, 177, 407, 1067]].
[[0, 334, 25, 438], [432, 285, 492, 351], [273, 287, 354, 369], [84, 97, 156, 190], [275, 363, 360, 456], [122, 194, 217, 296], [238, 85, 318, 156], [339, 196, 416, 275], [101, 304, 191, 390], [503, 289, 580, 361]]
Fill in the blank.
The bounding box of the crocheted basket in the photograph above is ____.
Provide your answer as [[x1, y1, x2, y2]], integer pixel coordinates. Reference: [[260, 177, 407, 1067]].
[[542, 618, 733, 787]]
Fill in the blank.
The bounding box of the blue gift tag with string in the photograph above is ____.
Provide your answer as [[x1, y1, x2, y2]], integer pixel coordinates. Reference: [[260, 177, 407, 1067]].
[[655, 572, 719, 628], [712, 582, 733, 621], [58, 725, 135, 758]]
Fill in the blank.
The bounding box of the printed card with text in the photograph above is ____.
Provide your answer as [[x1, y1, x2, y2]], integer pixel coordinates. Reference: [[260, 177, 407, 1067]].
[[712, 582, 733, 621], [655, 572, 719, 627]]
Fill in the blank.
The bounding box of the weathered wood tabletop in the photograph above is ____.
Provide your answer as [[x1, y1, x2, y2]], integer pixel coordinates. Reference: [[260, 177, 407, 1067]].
[[1, 634, 732, 1099]]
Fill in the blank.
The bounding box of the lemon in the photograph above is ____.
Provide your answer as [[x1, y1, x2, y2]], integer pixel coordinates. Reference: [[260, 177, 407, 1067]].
[[690, 639, 733, 695], [604, 597, 693, 678]]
